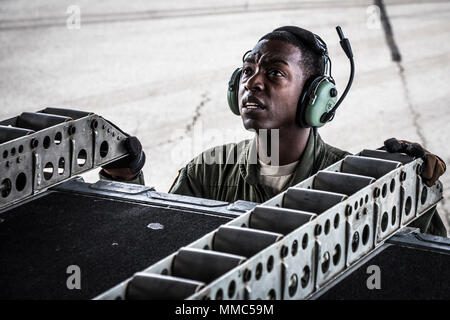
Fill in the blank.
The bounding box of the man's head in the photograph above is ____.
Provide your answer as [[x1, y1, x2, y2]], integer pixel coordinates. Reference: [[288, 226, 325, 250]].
[[238, 28, 325, 131]]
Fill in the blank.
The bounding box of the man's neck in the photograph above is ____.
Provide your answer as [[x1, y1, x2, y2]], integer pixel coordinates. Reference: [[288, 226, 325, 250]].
[[256, 127, 311, 166]]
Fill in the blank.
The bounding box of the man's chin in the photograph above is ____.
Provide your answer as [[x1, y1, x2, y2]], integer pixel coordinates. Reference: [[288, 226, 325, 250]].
[[241, 118, 273, 131]]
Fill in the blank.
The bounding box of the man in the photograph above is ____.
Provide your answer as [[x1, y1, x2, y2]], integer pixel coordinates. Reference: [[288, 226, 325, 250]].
[[101, 26, 447, 237]]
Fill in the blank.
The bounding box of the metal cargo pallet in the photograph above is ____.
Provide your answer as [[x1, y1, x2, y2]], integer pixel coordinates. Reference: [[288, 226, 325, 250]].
[[0, 108, 448, 300], [96, 149, 447, 300]]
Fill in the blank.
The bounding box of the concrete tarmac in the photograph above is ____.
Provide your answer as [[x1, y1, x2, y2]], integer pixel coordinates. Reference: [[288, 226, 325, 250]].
[[1, 0, 449, 232]]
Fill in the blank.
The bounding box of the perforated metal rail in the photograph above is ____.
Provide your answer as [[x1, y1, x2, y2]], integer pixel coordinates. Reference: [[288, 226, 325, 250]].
[[0, 108, 128, 210], [96, 149, 443, 300]]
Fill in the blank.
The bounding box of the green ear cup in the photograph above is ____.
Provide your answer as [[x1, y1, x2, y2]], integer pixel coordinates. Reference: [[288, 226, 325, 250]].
[[227, 68, 242, 115], [298, 77, 337, 128]]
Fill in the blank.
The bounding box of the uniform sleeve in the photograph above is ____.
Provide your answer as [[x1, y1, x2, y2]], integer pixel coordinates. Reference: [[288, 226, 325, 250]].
[[168, 164, 205, 198]]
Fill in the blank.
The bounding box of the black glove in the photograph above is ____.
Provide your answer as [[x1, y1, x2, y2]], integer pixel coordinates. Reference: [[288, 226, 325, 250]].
[[102, 136, 146, 175], [384, 138, 446, 187]]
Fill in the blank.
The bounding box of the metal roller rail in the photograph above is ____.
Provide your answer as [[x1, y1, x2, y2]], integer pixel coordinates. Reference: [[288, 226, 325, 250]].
[[0, 108, 129, 210], [96, 148, 444, 300]]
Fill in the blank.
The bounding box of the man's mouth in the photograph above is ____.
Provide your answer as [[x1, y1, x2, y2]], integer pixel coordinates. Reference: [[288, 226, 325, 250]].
[[244, 102, 264, 109], [242, 96, 266, 111]]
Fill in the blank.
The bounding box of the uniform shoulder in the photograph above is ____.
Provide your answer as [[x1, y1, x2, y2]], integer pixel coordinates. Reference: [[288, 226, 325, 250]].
[[318, 139, 352, 170], [324, 142, 351, 160], [185, 139, 251, 175]]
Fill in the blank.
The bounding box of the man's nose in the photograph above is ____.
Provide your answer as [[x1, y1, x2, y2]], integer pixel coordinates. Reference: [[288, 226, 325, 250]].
[[244, 69, 264, 92]]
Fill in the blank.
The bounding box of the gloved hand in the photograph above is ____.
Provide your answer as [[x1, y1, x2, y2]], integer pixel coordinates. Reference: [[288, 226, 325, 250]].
[[384, 138, 446, 187], [102, 136, 146, 180]]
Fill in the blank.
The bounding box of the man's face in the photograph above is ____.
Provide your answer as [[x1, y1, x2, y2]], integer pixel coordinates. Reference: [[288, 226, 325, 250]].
[[238, 39, 306, 131]]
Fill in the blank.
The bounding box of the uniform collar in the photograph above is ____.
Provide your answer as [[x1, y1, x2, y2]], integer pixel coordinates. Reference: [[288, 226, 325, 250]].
[[239, 130, 324, 187], [239, 137, 259, 185], [288, 130, 324, 186]]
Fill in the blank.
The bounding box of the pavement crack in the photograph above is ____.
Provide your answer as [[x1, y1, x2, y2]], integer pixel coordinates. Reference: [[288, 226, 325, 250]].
[[185, 92, 210, 134], [155, 92, 210, 147], [376, 0, 427, 147], [155, 135, 184, 147], [376, 0, 401, 62], [0, 1, 401, 31], [396, 63, 428, 147]]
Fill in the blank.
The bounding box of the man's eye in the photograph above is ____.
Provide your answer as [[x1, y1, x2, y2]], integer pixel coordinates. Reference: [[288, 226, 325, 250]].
[[242, 67, 253, 76], [268, 69, 283, 77]]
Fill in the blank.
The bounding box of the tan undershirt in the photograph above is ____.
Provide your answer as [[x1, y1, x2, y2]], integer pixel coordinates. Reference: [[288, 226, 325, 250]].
[[258, 159, 299, 192]]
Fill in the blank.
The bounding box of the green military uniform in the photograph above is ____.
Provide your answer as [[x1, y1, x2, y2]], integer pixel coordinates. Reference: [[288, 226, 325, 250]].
[[169, 132, 346, 203], [168, 132, 447, 237]]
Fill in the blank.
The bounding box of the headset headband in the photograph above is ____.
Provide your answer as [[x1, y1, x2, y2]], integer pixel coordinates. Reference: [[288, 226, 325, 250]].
[[261, 26, 329, 76], [271, 26, 328, 56]]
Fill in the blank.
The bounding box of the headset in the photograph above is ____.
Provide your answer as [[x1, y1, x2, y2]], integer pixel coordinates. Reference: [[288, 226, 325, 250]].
[[227, 26, 354, 129]]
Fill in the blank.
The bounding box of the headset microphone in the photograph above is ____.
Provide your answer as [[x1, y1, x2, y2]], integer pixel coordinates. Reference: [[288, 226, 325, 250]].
[[320, 26, 354, 123]]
